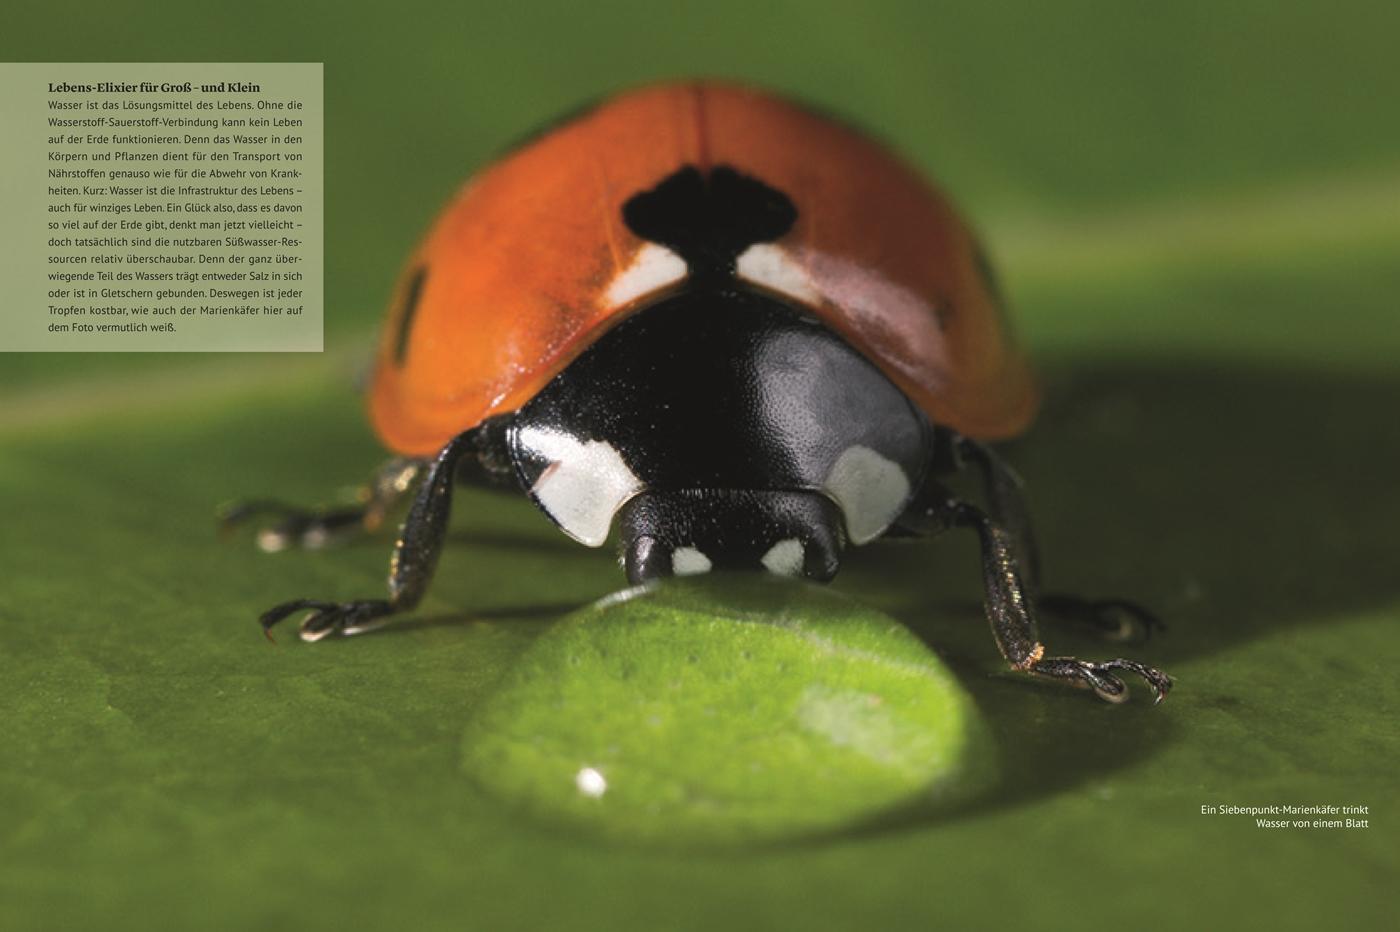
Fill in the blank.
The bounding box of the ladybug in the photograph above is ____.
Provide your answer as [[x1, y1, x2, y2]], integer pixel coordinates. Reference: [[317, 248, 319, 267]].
[[226, 82, 1171, 704]]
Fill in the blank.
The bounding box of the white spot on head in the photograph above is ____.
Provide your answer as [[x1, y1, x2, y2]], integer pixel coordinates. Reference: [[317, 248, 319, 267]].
[[575, 767, 607, 798], [671, 547, 713, 576], [761, 538, 805, 576], [823, 445, 912, 545], [735, 244, 821, 305], [519, 427, 642, 547], [604, 243, 688, 307]]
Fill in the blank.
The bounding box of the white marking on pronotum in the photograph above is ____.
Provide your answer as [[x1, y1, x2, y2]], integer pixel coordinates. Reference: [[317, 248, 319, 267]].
[[823, 445, 912, 545], [518, 427, 641, 547], [575, 767, 607, 798], [735, 243, 822, 304], [671, 547, 713, 576], [761, 538, 805, 576], [603, 243, 688, 307]]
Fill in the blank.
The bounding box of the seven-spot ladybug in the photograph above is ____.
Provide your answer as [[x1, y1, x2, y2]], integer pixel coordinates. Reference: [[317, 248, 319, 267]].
[[226, 82, 1171, 704]]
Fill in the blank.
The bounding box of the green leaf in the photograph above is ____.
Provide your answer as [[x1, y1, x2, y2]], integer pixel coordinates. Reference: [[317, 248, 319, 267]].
[[4, 3, 1399, 930]]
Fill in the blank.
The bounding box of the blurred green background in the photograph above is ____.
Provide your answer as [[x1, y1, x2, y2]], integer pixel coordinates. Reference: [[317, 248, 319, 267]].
[[3, 1, 1397, 930]]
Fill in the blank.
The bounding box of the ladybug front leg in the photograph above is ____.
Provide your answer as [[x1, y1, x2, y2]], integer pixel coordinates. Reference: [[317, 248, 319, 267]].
[[257, 428, 485, 642], [947, 499, 1172, 704], [950, 435, 1042, 591], [901, 479, 1172, 704], [220, 457, 426, 551], [954, 436, 1163, 644]]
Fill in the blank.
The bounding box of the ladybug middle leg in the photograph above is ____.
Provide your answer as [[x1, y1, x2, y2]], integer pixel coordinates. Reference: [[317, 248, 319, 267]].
[[954, 436, 1163, 644], [220, 457, 426, 552], [256, 419, 514, 641], [900, 441, 1173, 704]]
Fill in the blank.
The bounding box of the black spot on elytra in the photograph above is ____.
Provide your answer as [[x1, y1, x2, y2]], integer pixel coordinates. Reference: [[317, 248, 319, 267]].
[[621, 165, 797, 280], [393, 267, 427, 366]]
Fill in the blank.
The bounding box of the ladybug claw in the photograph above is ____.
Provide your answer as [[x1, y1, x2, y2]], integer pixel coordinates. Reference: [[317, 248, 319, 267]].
[[1089, 672, 1130, 704], [298, 611, 343, 642], [258, 598, 394, 642], [1096, 658, 1174, 705], [1031, 656, 1173, 705]]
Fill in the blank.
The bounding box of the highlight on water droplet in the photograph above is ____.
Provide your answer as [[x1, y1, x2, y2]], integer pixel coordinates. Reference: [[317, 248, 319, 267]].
[[575, 766, 607, 798]]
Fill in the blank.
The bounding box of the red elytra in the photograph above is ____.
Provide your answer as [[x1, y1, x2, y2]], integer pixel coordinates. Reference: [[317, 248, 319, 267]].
[[369, 81, 1036, 456]]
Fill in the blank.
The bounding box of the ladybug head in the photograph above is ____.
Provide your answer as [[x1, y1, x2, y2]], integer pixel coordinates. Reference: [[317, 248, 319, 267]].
[[616, 488, 845, 584]]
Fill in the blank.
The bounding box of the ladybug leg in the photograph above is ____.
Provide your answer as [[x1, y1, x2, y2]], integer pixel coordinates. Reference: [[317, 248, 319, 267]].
[[954, 436, 1162, 645], [952, 437, 1041, 589], [949, 499, 1172, 704], [905, 484, 1172, 704], [257, 427, 491, 642], [220, 457, 425, 551]]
